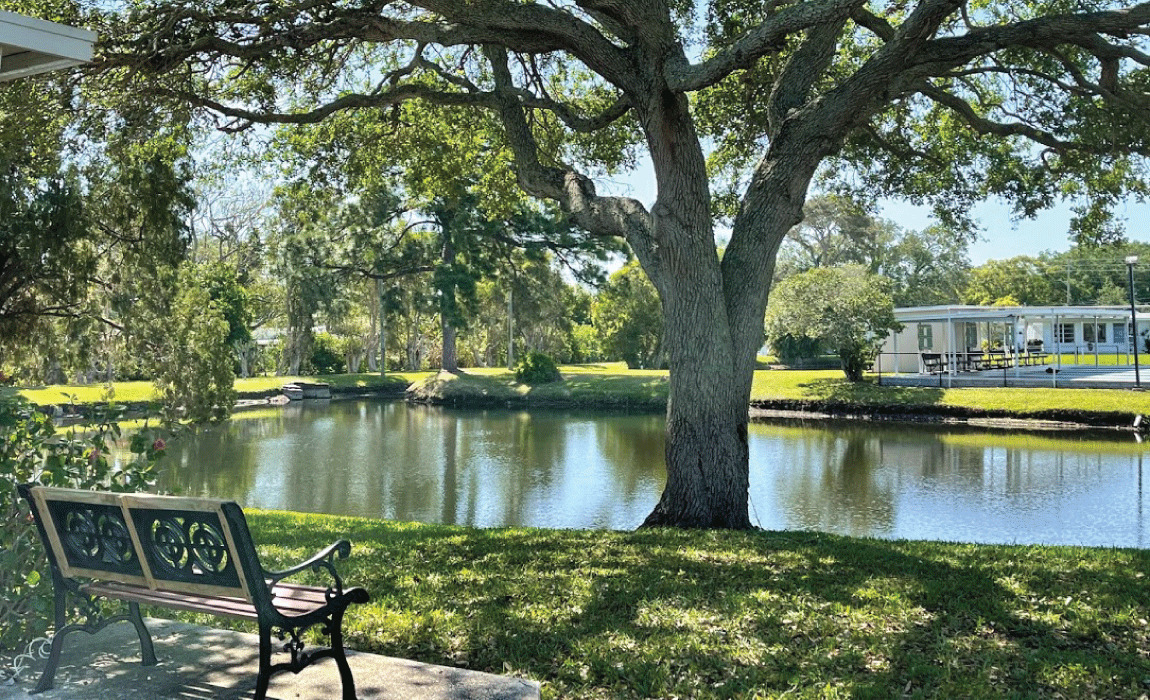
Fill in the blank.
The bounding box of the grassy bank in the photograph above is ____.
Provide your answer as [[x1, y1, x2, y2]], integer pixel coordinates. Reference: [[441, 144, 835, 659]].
[[16, 373, 416, 406], [17, 364, 1150, 426], [411, 365, 1150, 424], [169, 511, 1150, 700]]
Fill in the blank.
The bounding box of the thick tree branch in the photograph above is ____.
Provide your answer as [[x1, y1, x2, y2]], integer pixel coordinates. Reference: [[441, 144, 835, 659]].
[[109, 0, 638, 92], [767, 18, 849, 139], [666, 0, 865, 92], [483, 45, 652, 251], [919, 82, 1150, 156], [913, 3, 1150, 75]]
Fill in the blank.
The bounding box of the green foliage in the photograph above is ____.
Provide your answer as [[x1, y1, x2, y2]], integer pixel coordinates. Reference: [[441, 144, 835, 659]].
[[0, 396, 166, 667], [195, 262, 253, 348], [765, 265, 902, 382], [768, 333, 824, 366], [150, 264, 237, 422], [592, 262, 665, 370], [775, 195, 971, 307], [308, 332, 346, 375], [515, 352, 561, 385], [962, 256, 1062, 306]]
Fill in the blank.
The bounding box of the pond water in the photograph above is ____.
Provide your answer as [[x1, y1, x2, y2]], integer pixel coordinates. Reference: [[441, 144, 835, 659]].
[[154, 399, 1150, 548]]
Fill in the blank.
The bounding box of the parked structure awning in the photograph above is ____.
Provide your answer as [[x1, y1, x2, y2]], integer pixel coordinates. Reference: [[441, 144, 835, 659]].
[[0, 9, 95, 81]]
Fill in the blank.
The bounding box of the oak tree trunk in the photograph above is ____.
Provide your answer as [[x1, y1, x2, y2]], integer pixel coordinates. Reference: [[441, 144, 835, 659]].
[[633, 89, 756, 529]]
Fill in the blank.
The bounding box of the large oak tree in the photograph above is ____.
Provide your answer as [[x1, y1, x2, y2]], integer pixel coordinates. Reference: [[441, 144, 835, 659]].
[[97, 0, 1150, 528]]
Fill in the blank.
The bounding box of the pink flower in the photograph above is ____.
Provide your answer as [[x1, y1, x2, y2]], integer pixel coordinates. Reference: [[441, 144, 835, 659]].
[[152, 438, 166, 451], [88, 450, 100, 464]]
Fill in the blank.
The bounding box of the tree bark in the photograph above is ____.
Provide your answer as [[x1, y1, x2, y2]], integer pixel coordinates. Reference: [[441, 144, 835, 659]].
[[377, 279, 386, 376], [441, 319, 458, 371], [439, 223, 459, 372], [631, 86, 757, 529]]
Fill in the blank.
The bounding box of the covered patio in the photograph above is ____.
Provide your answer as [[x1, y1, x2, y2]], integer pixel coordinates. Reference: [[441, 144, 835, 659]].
[[875, 305, 1150, 389]]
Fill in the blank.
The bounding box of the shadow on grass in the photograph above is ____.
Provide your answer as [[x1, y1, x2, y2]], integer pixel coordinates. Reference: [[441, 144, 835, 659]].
[[246, 515, 1150, 699], [557, 373, 668, 406], [796, 378, 949, 408]]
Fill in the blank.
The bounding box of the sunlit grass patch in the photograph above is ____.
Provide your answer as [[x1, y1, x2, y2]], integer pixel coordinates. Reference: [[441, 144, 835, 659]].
[[137, 512, 1150, 700]]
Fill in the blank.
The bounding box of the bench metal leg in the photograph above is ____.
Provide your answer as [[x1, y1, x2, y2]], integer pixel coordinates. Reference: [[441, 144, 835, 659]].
[[31, 587, 69, 692], [33, 636, 65, 693], [255, 622, 273, 700], [329, 610, 357, 700], [32, 596, 160, 694], [127, 603, 157, 667]]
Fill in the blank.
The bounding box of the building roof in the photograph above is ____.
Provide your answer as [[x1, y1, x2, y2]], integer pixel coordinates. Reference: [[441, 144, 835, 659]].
[[894, 305, 1150, 323], [0, 10, 95, 81]]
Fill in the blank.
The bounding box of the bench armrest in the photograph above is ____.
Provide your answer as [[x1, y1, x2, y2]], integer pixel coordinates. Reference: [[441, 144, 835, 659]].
[[263, 540, 352, 593]]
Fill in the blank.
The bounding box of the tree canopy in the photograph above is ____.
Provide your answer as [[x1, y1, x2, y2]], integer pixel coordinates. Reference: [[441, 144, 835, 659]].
[[91, 0, 1150, 528], [765, 265, 901, 381]]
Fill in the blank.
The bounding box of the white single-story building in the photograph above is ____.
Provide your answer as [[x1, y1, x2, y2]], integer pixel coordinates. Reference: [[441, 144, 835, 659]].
[[0, 9, 95, 81], [877, 305, 1150, 374]]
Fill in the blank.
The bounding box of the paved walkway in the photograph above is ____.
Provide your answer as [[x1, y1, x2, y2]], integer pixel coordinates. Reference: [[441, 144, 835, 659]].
[[1, 619, 539, 700]]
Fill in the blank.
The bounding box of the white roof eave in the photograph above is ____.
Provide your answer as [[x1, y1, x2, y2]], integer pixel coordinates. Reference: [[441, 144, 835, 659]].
[[0, 9, 96, 82], [894, 305, 1150, 323]]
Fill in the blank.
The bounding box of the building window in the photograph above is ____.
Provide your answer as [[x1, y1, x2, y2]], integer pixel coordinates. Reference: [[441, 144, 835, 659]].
[[1057, 323, 1075, 344], [917, 324, 933, 351], [1083, 323, 1106, 344], [964, 323, 978, 350]]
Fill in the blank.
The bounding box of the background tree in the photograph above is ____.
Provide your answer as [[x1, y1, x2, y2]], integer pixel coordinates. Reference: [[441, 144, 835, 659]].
[[882, 225, 971, 307], [776, 195, 971, 306], [774, 194, 891, 278], [592, 261, 665, 370], [148, 263, 237, 422], [765, 265, 901, 382], [104, 0, 1150, 528], [962, 256, 1063, 306]]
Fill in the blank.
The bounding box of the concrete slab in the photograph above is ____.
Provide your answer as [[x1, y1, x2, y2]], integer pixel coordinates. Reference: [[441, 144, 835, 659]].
[[0, 619, 539, 700], [879, 363, 1149, 390]]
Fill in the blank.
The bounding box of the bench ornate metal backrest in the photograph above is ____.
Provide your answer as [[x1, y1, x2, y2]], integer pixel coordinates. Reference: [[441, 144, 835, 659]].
[[18, 484, 369, 700], [28, 487, 257, 600]]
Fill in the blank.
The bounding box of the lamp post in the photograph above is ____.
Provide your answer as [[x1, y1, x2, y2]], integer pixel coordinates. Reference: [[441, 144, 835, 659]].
[[1128, 255, 1141, 388]]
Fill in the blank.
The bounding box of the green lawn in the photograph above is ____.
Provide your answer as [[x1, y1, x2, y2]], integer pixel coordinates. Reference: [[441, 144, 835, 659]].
[[165, 511, 1150, 700], [16, 373, 418, 406], [17, 363, 1150, 420]]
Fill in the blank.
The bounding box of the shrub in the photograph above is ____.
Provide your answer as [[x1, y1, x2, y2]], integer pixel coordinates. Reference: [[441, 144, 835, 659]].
[[515, 352, 562, 385], [307, 332, 346, 375], [0, 398, 166, 678]]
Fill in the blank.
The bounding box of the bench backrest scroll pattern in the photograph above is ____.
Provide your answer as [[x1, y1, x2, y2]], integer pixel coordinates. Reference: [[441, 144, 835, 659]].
[[128, 507, 244, 594], [23, 487, 255, 601], [42, 493, 147, 584]]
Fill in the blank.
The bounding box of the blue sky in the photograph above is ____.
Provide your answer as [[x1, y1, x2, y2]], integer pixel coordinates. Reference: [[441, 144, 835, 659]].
[[605, 154, 1150, 267], [880, 198, 1150, 266]]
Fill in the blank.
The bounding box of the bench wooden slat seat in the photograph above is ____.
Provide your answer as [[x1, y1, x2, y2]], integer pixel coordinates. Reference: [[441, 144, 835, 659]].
[[80, 580, 334, 621], [17, 485, 370, 700]]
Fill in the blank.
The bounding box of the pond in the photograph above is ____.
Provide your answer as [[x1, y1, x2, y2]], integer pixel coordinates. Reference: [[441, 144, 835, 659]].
[[154, 399, 1150, 547]]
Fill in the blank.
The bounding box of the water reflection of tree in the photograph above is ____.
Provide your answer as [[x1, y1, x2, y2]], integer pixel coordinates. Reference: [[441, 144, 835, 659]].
[[158, 414, 284, 499], [594, 413, 665, 493], [770, 426, 897, 537]]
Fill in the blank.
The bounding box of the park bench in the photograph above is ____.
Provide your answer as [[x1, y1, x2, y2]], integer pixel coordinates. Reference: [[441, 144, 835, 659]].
[[16, 485, 370, 700]]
